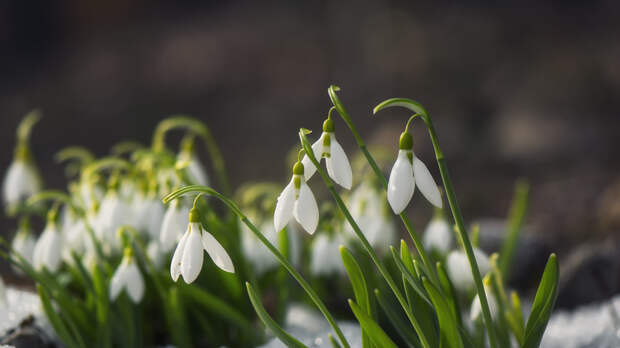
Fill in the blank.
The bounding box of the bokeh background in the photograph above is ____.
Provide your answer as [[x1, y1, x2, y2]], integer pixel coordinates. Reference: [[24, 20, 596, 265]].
[[1, 0, 619, 309]]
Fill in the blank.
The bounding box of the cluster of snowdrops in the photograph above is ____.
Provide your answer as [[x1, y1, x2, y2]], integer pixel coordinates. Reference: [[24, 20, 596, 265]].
[[0, 86, 558, 348]]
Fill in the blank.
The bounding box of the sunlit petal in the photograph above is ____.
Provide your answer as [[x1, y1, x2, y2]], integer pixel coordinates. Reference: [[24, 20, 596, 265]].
[[202, 231, 235, 273], [293, 183, 318, 234], [325, 136, 352, 189], [170, 229, 189, 281], [180, 223, 204, 283], [412, 155, 442, 208], [387, 150, 415, 214], [273, 179, 295, 232]]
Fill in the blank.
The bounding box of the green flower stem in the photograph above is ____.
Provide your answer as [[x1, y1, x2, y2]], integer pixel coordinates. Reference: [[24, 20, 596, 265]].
[[373, 97, 498, 348], [152, 116, 231, 196], [163, 186, 351, 348], [327, 86, 439, 286], [299, 130, 431, 348]]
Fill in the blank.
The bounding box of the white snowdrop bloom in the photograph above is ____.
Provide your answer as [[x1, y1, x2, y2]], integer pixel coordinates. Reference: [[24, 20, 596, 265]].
[[423, 217, 453, 253], [96, 191, 131, 250], [109, 249, 145, 303], [310, 233, 348, 276], [33, 221, 63, 272], [241, 218, 301, 275], [78, 180, 102, 211], [147, 240, 164, 269], [344, 182, 395, 252], [62, 219, 87, 264], [134, 194, 165, 239], [274, 161, 319, 234], [160, 200, 190, 252], [170, 209, 234, 283], [2, 159, 41, 207], [446, 247, 491, 293], [178, 150, 209, 186], [470, 283, 500, 321], [301, 118, 352, 189], [387, 131, 442, 214], [11, 224, 36, 268]]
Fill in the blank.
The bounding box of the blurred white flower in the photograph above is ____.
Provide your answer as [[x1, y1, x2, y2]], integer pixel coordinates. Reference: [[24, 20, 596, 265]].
[[2, 159, 41, 208], [446, 247, 491, 293], [423, 217, 453, 254], [301, 119, 352, 189], [171, 211, 234, 283], [109, 251, 144, 303], [147, 240, 164, 269], [274, 162, 319, 234], [160, 199, 190, 252], [178, 151, 209, 186], [33, 223, 63, 272], [11, 223, 36, 270], [241, 218, 301, 275], [470, 284, 499, 322], [134, 194, 165, 239], [96, 191, 130, 250], [345, 182, 395, 253], [310, 233, 348, 276]]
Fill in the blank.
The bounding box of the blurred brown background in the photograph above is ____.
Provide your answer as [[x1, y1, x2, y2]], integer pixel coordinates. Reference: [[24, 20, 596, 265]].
[[1, 1, 619, 307]]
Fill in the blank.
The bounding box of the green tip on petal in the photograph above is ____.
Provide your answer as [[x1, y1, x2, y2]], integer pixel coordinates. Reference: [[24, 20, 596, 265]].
[[293, 161, 304, 175], [189, 207, 201, 222], [322, 118, 335, 132], [399, 132, 413, 150]]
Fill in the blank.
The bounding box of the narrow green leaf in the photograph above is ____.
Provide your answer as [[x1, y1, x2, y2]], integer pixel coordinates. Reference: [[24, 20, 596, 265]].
[[499, 180, 529, 279], [348, 299, 398, 348], [390, 247, 432, 307], [340, 246, 373, 348], [374, 289, 420, 348], [329, 334, 343, 348], [436, 262, 462, 327], [246, 282, 308, 348], [422, 277, 464, 348], [522, 254, 559, 348], [38, 284, 79, 348]]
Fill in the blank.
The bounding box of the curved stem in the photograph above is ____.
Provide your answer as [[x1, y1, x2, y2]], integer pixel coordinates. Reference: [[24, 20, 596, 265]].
[[17, 109, 42, 143], [152, 116, 231, 196], [55, 147, 95, 166], [163, 186, 351, 348], [374, 97, 499, 348], [299, 130, 431, 348], [327, 86, 439, 285]]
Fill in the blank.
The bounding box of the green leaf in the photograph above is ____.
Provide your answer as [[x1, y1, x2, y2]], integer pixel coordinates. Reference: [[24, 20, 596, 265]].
[[522, 254, 559, 348], [436, 262, 462, 327], [340, 246, 373, 348], [329, 334, 343, 348], [38, 284, 80, 348], [245, 282, 308, 348], [422, 277, 464, 348], [373, 98, 429, 118], [390, 247, 432, 307], [499, 180, 529, 279], [374, 288, 420, 348], [348, 299, 398, 348]]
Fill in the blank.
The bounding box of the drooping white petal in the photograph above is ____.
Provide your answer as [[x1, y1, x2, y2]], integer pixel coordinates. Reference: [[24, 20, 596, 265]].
[[446, 248, 491, 293], [273, 179, 295, 232], [170, 229, 189, 281], [179, 153, 210, 186], [125, 262, 145, 303], [160, 201, 189, 252], [293, 182, 319, 234], [412, 155, 442, 208], [147, 240, 164, 269], [109, 263, 128, 301], [325, 136, 352, 189], [202, 231, 234, 273], [32, 230, 50, 271], [423, 218, 453, 253], [33, 225, 63, 272], [12, 230, 36, 267], [180, 223, 204, 283], [387, 150, 415, 214], [301, 137, 325, 181], [2, 160, 41, 206], [310, 233, 348, 276]]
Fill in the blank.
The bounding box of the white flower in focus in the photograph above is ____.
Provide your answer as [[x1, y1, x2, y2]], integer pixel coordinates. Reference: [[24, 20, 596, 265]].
[[160, 199, 190, 252], [11, 224, 36, 268], [423, 217, 453, 253], [470, 283, 500, 322], [387, 131, 442, 214], [170, 209, 234, 283], [446, 247, 491, 293], [2, 159, 41, 208], [33, 222, 63, 272], [310, 233, 348, 276], [109, 250, 145, 303], [274, 162, 319, 234], [301, 118, 352, 189], [345, 182, 395, 252]]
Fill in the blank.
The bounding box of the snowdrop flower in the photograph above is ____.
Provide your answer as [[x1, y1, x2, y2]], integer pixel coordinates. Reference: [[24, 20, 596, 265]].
[[423, 213, 453, 253], [147, 240, 164, 269], [470, 278, 499, 321], [446, 247, 491, 293], [33, 212, 63, 272], [3, 151, 41, 209], [170, 208, 234, 283], [96, 180, 131, 250], [134, 193, 165, 239], [274, 160, 319, 234], [310, 233, 348, 276], [11, 219, 36, 268], [387, 129, 442, 214], [160, 199, 190, 252], [62, 217, 87, 264], [109, 248, 144, 303], [178, 140, 209, 186], [344, 181, 395, 252], [301, 116, 352, 189]]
